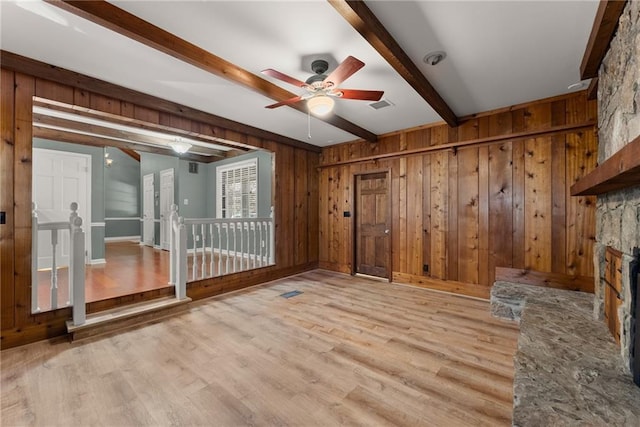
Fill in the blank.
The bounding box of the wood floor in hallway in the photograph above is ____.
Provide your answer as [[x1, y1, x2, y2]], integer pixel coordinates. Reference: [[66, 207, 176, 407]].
[[2, 269, 519, 426]]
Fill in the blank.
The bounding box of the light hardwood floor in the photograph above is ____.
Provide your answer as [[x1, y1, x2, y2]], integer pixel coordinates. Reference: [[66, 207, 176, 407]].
[[2, 270, 519, 426]]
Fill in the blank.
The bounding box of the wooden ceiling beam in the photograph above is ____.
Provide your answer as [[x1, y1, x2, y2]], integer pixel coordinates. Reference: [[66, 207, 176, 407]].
[[119, 148, 141, 162], [33, 113, 226, 158], [33, 97, 252, 153], [33, 126, 216, 164], [328, 0, 458, 128], [1, 50, 321, 153], [580, 0, 627, 80], [45, 0, 378, 142]]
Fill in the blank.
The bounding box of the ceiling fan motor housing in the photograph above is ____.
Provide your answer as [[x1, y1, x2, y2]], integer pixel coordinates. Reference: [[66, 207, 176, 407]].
[[310, 59, 329, 74], [306, 59, 330, 87]]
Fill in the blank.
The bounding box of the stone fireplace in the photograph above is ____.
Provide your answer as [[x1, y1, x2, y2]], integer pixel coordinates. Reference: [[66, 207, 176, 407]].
[[592, 0, 640, 380]]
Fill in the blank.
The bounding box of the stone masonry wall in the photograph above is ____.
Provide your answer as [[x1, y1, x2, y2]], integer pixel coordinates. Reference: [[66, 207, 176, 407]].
[[594, 0, 640, 372]]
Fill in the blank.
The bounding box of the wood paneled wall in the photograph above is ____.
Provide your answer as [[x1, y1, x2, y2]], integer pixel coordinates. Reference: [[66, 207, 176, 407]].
[[0, 69, 319, 348], [319, 92, 597, 297]]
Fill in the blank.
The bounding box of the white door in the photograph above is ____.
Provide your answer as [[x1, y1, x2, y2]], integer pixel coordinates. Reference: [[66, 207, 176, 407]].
[[159, 168, 174, 251], [32, 148, 91, 268], [142, 173, 155, 247]]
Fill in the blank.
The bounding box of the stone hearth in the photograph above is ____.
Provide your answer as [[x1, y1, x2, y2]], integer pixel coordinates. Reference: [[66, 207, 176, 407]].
[[491, 282, 640, 425]]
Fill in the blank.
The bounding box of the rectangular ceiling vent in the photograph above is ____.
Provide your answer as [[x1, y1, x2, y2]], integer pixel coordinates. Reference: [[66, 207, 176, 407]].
[[369, 99, 394, 110]]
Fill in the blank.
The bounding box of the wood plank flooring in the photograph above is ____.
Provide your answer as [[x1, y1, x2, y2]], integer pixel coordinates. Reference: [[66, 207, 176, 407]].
[[35, 242, 171, 309], [35, 241, 253, 310], [3, 269, 519, 426]]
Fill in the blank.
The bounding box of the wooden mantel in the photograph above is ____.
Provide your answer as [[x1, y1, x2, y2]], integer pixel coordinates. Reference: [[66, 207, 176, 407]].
[[571, 134, 640, 196]]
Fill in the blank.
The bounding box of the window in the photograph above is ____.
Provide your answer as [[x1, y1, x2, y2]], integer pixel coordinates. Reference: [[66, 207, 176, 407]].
[[217, 159, 258, 218]]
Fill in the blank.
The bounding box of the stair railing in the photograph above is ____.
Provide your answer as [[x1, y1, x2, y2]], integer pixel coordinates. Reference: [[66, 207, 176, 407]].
[[31, 202, 86, 325], [169, 204, 275, 289]]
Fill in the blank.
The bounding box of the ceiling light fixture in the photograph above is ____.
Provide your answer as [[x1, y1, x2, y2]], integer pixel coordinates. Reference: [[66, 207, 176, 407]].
[[307, 95, 335, 116], [104, 149, 113, 167], [423, 51, 447, 66], [169, 138, 192, 154]]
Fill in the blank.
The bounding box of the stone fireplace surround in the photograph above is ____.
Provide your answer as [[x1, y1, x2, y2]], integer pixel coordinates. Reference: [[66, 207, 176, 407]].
[[592, 0, 640, 384]]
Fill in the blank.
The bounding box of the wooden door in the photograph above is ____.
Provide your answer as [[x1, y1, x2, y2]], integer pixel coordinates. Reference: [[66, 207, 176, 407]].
[[355, 172, 390, 279], [159, 168, 174, 251], [142, 173, 155, 247]]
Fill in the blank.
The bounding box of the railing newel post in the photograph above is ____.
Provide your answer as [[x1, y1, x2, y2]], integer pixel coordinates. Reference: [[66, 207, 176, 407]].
[[175, 217, 187, 300], [31, 203, 40, 313], [71, 215, 86, 326], [169, 204, 178, 285]]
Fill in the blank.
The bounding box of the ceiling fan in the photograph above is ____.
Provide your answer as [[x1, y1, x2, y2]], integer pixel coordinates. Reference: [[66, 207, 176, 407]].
[[261, 56, 384, 116]]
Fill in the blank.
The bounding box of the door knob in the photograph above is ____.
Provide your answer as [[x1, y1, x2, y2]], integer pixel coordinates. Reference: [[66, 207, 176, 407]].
[[384, 229, 390, 234]]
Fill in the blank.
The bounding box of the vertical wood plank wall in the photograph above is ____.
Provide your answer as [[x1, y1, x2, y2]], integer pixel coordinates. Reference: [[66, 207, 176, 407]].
[[318, 92, 597, 297], [0, 69, 319, 348]]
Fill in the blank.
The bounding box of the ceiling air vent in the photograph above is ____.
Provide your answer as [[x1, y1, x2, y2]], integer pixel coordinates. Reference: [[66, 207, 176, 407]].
[[369, 99, 394, 110]]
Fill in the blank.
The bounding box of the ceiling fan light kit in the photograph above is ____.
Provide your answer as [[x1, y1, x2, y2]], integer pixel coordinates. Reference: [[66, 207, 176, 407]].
[[307, 95, 335, 116]]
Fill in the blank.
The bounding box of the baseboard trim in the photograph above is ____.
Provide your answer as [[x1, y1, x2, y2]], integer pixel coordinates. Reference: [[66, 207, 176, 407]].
[[104, 235, 141, 243], [392, 272, 490, 300]]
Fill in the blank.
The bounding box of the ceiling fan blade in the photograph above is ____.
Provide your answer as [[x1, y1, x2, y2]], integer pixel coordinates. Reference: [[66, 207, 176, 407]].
[[324, 56, 365, 88], [265, 96, 304, 109], [261, 69, 309, 88], [335, 89, 384, 101]]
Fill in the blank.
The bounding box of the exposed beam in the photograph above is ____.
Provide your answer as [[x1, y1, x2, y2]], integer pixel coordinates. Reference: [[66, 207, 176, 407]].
[[33, 126, 216, 163], [328, 0, 458, 127], [33, 97, 253, 153], [33, 113, 226, 158], [580, 0, 627, 79], [119, 148, 141, 162], [1, 50, 321, 153], [45, 1, 378, 142]]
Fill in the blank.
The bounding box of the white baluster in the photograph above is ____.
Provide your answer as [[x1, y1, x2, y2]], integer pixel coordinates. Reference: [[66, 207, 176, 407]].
[[50, 228, 59, 310], [216, 223, 222, 276], [71, 216, 86, 326], [225, 223, 230, 274], [252, 222, 257, 269], [237, 222, 244, 271], [31, 203, 40, 313], [231, 223, 236, 273], [267, 218, 276, 265], [200, 223, 206, 279], [209, 224, 214, 278], [258, 221, 267, 267], [191, 224, 197, 281]]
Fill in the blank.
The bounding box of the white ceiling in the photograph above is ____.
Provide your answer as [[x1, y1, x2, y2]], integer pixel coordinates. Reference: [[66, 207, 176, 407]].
[[0, 0, 599, 147]]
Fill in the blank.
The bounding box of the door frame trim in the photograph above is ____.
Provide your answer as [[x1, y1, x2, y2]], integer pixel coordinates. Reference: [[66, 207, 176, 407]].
[[352, 168, 392, 282], [142, 172, 155, 247], [159, 168, 175, 251]]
